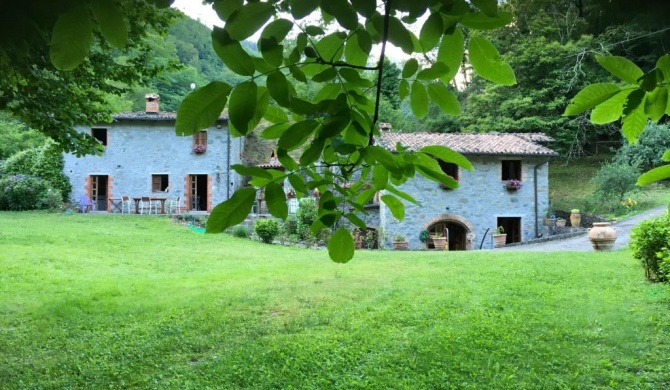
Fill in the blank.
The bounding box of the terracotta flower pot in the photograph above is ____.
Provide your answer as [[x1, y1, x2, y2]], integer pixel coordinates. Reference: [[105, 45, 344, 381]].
[[588, 222, 617, 250], [556, 219, 566, 227], [432, 237, 447, 250], [493, 233, 507, 248], [570, 212, 581, 227], [393, 241, 408, 250]]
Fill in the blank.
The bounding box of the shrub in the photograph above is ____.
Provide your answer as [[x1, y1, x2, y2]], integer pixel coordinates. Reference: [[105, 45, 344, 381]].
[[630, 216, 670, 283], [0, 174, 55, 211], [614, 123, 670, 172], [591, 162, 639, 201], [1, 142, 71, 202], [254, 218, 281, 244], [232, 226, 249, 239], [296, 198, 318, 241], [283, 215, 298, 236]]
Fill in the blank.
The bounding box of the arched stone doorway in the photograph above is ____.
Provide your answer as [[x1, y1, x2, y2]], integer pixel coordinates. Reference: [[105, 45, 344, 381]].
[[423, 214, 475, 251]]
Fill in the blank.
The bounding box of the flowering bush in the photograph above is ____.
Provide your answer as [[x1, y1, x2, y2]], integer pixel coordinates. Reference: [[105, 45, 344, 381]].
[[192, 144, 207, 154], [506, 179, 522, 190], [0, 174, 59, 211]]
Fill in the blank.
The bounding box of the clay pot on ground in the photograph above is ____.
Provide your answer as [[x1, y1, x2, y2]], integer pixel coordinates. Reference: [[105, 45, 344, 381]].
[[392, 241, 408, 250], [587, 222, 617, 250], [432, 236, 447, 250], [570, 211, 581, 227], [492, 233, 507, 248], [543, 218, 553, 227], [556, 219, 566, 227]]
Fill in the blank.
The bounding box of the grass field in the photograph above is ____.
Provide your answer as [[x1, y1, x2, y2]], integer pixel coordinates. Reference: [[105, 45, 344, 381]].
[[1, 213, 670, 389]]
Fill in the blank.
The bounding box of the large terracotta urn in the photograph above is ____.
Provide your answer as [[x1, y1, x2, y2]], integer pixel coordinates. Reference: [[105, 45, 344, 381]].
[[587, 222, 617, 250], [432, 236, 447, 250], [570, 210, 581, 227]]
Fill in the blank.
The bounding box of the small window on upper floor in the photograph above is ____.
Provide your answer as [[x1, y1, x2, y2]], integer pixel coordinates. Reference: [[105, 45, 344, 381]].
[[438, 160, 459, 181], [92, 128, 107, 146], [501, 160, 522, 181], [193, 131, 207, 146], [152, 174, 169, 192]]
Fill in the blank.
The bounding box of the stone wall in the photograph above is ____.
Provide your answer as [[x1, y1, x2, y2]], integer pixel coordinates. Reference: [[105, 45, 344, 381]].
[[379, 156, 552, 250], [63, 120, 244, 211]]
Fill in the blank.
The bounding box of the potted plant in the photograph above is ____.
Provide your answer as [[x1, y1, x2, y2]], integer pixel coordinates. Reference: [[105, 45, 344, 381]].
[[492, 226, 507, 247], [351, 228, 363, 250], [556, 217, 566, 227], [543, 210, 554, 227], [192, 144, 207, 154], [570, 209, 581, 227], [419, 229, 431, 249], [286, 187, 296, 199], [505, 179, 522, 191], [392, 234, 408, 250], [431, 233, 447, 250]]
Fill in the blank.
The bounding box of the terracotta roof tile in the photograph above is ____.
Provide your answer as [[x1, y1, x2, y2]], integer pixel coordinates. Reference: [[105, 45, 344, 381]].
[[378, 132, 559, 156]]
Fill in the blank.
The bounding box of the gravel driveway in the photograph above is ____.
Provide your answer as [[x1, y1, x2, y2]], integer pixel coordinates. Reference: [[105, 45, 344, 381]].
[[495, 205, 668, 251]]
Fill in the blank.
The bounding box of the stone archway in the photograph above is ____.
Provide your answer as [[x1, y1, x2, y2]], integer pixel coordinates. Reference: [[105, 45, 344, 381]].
[[422, 214, 475, 251]]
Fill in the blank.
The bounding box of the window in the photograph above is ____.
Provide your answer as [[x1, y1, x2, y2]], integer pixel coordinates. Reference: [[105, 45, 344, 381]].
[[438, 160, 459, 181], [193, 131, 207, 146], [152, 174, 169, 192], [501, 160, 521, 181], [92, 128, 107, 146]]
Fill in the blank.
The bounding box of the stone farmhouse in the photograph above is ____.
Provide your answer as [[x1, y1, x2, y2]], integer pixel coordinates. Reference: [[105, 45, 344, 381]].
[[367, 129, 559, 250], [63, 94, 244, 213]]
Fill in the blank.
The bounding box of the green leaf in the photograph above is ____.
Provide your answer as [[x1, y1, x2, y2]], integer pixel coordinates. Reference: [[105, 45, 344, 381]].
[[312, 68, 338, 82], [662, 150, 670, 162], [231, 164, 272, 179], [340, 68, 373, 88], [278, 120, 320, 150], [468, 36, 515, 86], [417, 63, 450, 80], [259, 19, 293, 66], [50, 4, 93, 70], [321, 0, 358, 30], [288, 173, 308, 195], [657, 54, 670, 81], [265, 182, 288, 219], [596, 55, 644, 84], [327, 227, 355, 263], [437, 28, 465, 84], [263, 105, 289, 124], [637, 164, 670, 186], [277, 148, 299, 171], [345, 29, 372, 68], [315, 33, 345, 62], [388, 16, 415, 54], [345, 213, 367, 230], [419, 145, 473, 170], [563, 83, 621, 116], [622, 90, 647, 143], [461, 11, 513, 30], [472, 0, 499, 16], [367, 146, 401, 173], [410, 81, 429, 118], [261, 123, 290, 139], [385, 186, 419, 205], [351, 0, 376, 17], [291, 0, 321, 19], [224, 2, 274, 41], [206, 188, 257, 233], [212, 28, 255, 76], [426, 83, 460, 115], [381, 194, 405, 220], [266, 71, 292, 108], [176, 82, 231, 136], [91, 0, 127, 49], [212, 0, 242, 21], [228, 81, 258, 135], [590, 90, 632, 124], [300, 137, 326, 166], [645, 87, 668, 122], [402, 58, 419, 78], [372, 164, 388, 189], [416, 165, 459, 189], [399, 79, 410, 100], [419, 12, 443, 52]]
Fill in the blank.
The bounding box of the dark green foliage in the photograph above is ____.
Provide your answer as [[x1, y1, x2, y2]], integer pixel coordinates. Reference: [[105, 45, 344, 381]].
[[283, 215, 298, 236], [0, 112, 47, 160], [591, 162, 639, 201], [232, 225, 250, 239], [0, 175, 59, 211], [254, 218, 281, 244], [296, 198, 318, 241], [630, 216, 670, 282], [1, 143, 72, 202], [614, 123, 670, 172]]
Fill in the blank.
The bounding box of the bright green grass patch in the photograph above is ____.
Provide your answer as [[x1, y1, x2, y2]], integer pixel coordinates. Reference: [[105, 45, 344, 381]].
[[1, 212, 670, 389]]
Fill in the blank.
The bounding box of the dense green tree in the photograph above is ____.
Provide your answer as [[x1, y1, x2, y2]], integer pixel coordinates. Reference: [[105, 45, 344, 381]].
[[0, 112, 47, 160]]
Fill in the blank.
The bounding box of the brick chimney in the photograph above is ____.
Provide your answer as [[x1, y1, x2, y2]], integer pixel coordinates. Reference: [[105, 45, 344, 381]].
[[379, 122, 392, 132], [145, 93, 160, 114]]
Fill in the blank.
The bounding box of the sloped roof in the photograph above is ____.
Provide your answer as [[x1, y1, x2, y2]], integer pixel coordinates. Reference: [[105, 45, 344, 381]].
[[378, 132, 559, 157], [256, 150, 284, 169], [111, 112, 228, 122]]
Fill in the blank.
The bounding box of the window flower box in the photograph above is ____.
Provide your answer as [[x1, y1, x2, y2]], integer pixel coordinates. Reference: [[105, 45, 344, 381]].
[[192, 144, 207, 154], [505, 179, 522, 191]]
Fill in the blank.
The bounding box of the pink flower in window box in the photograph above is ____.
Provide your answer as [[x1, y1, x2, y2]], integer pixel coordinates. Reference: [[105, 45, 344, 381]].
[[192, 144, 207, 154]]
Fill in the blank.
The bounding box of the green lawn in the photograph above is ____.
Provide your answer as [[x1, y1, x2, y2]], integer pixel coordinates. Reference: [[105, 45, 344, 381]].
[[1, 213, 669, 389]]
